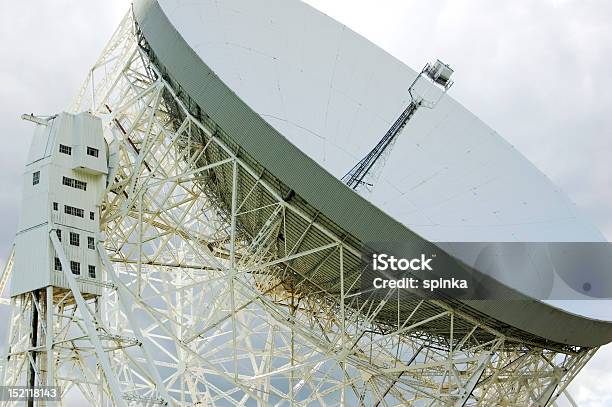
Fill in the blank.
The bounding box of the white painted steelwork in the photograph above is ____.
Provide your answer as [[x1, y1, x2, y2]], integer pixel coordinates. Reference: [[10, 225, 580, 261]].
[[132, 0, 612, 345]]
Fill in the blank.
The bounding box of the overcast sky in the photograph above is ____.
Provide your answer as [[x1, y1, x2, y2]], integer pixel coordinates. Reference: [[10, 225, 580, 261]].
[[1, 1, 611, 405]]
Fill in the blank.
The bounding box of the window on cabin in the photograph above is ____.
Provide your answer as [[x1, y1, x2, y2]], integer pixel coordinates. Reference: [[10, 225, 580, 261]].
[[69, 232, 79, 247], [59, 144, 72, 155], [70, 261, 80, 275], [87, 146, 99, 157], [62, 176, 87, 191], [64, 205, 84, 218], [88, 265, 96, 278]]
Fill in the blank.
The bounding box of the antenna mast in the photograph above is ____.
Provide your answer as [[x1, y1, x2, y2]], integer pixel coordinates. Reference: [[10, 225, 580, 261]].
[[342, 60, 454, 191]]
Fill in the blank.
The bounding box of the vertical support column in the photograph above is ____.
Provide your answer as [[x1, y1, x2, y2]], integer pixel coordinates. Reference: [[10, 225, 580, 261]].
[[137, 189, 144, 297], [290, 288, 295, 406], [26, 291, 39, 407], [94, 296, 105, 407], [229, 159, 239, 382], [340, 245, 346, 405], [45, 286, 54, 388], [40, 286, 55, 407]]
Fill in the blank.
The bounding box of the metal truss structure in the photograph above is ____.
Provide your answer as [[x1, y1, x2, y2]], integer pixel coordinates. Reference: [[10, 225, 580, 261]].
[[0, 11, 597, 407]]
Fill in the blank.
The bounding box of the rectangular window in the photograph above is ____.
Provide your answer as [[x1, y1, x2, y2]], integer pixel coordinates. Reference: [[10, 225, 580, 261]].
[[88, 265, 96, 278], [90, 211, 95, 220], [32, 171, 40, 185], [53, 202, 58, 211], [56, 229, 61, 242], [70, 261, 80, 275], [88, 236, 95, 250], [54, 257, 62, 271], [59, 144, 72, 155], [62, 176, 87, 191], [64, 205, 84, 218], [69, 232, 79, 246], [87, 147, 99, 157]]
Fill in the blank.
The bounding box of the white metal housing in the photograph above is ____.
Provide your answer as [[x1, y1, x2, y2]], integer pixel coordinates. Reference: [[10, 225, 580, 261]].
[[11, 112, 107, 296]]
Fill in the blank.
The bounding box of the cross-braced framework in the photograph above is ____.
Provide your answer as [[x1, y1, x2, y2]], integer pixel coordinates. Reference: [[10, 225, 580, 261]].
[[0, 10, 598, 407]]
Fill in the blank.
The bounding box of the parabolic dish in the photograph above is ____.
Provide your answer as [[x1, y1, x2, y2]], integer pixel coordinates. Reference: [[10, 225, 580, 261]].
[[133, 0, 612, 348]]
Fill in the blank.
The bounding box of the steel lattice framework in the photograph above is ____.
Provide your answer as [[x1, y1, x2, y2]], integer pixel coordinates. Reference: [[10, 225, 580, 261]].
[[0, 11, 597, 407]]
